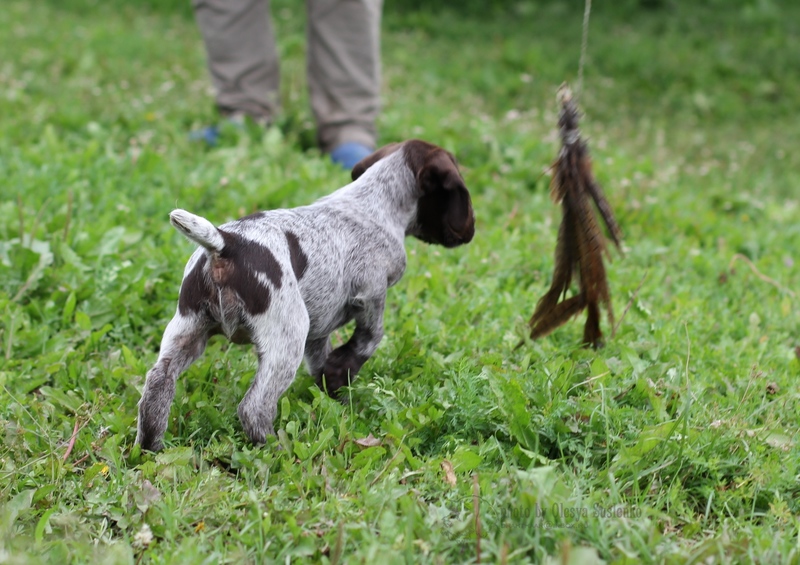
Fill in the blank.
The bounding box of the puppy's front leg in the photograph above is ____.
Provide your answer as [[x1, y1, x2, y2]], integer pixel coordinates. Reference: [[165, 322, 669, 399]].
[[137, 314, 209, 451], [238, 289, 309, 444], [319, 295, 385, 396]]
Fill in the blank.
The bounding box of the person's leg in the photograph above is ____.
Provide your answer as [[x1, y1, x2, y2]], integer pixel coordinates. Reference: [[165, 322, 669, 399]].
[[193, 0, 280, 123], [307, 0, 383, 163]]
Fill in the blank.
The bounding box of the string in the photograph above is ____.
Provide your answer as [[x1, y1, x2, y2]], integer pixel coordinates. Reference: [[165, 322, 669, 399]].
[[577, 0, 592, 99]]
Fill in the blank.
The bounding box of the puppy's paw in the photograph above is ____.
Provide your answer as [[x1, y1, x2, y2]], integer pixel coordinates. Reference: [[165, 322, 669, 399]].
[[136, 421, 166, 452], [135, 435, 165, 453], [317, 345, 365, 398], [237, 402, 276, 445]]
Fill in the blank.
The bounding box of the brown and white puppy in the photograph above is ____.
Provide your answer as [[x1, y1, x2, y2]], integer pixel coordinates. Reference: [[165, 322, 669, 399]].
[[136, 140, 475, 451]]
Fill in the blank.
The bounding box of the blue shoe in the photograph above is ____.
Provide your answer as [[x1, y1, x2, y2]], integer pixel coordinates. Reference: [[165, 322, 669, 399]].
[[189, 113, 248, 146], [188, 124, 221, 145], [330, 142, 373, 170]]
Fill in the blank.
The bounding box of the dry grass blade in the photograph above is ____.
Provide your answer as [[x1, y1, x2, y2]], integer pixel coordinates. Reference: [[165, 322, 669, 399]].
[[62, 419, 80, 462], [441, 460, 457, 486], [727, 253, 796, 298]]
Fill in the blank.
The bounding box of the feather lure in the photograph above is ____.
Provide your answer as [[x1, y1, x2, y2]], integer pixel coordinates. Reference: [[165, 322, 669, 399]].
[[528, 84, 622, 348]]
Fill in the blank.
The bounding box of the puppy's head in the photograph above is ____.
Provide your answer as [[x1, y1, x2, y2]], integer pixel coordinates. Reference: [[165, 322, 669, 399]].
[[352, 140, 475, 248]]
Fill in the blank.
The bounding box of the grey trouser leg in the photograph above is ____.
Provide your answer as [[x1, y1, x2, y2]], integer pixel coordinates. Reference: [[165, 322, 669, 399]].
[[193, 0, 382, 151], [192, 0, 279, 121], [307, 0, 383, 152]]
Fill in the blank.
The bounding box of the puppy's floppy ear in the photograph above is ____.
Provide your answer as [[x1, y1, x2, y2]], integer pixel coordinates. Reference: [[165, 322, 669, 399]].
[[351, 143, 402, 181], [414, 149, 475, 247], [417, 150, 464, 194]]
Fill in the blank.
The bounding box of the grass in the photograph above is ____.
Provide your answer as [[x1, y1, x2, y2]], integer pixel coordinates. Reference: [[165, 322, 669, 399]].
[[2, 0, 799, 562]]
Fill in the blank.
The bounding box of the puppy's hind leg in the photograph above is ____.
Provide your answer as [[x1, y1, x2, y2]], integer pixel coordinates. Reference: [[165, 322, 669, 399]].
[[136, 313, 209, 452], [238, 287, 309, 445], [320, 295, 386, 397], [304, 336, 332, 388]]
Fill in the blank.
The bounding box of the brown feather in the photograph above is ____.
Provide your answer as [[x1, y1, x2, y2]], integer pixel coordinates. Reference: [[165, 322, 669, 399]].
[[529, 294, 586, 340], [528, 84, 622, 348]]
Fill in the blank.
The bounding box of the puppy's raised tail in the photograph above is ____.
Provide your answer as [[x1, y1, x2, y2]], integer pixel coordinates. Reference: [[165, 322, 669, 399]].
[[169, 209, 225, 252]]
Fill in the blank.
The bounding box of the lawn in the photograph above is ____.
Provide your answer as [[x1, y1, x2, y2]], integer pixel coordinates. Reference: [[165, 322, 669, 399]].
[[2, 0, 799, 563]]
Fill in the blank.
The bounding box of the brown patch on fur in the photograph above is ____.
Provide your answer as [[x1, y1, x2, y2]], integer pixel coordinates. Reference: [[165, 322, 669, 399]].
[[284, 231, 308, 281], [178, 254, 212, 315], [177, 231, 285, 318], [207, 230, 283, 315], [238, 211, 266, 222], [219, 231, 283, 288]]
